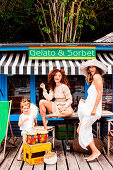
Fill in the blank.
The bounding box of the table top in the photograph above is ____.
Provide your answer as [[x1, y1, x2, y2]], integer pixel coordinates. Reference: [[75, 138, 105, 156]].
[[64, 110, 113, 119], [9, 110, 113, 121]]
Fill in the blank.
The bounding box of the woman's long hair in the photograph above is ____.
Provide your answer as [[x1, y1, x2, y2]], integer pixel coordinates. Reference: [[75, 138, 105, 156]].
[[86, 66, 104, 84], [48, 69, 70, 91]]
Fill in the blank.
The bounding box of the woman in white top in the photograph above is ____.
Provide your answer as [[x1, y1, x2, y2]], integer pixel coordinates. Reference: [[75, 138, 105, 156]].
[[77, 59, 107, 161], [39, 69, 74, 129]]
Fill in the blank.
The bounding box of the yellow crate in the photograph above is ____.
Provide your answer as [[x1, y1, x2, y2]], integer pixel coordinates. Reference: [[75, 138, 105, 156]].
[[23, 142, 51, 165]]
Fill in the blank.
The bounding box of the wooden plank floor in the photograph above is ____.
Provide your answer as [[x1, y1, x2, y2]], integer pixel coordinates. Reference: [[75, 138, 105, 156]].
[[0, 136, 113, 170]]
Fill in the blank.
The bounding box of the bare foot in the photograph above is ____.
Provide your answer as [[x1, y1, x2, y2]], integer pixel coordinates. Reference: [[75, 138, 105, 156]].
[[43, 120, 48, 129], [77, 123, 82, 134], [87, 151, 101, 161]]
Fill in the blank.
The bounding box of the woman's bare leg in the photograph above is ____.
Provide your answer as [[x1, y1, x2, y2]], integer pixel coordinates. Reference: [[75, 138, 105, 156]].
[[46, 108, 73, 118], [77, 123, 82, 134], [86, 139, 101, 161], [39, 99, 52, 129]]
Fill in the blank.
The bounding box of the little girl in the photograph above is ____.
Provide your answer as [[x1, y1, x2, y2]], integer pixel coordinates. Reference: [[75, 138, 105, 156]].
[[17, 99, 35, 161]]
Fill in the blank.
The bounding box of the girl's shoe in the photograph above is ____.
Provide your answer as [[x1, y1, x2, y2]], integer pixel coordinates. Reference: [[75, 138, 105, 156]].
[[17, 155, 22, 161]]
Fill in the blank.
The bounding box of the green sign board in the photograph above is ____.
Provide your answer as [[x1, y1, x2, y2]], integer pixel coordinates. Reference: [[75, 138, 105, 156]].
[[29, 46, 96, 60]]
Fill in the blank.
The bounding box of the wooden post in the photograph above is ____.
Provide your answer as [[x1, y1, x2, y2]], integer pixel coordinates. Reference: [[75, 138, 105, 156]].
[[52, 127, 55, 148], [74, 122, 76, 138], [107, 121, 111, 156], [8, 121, 15, 145]]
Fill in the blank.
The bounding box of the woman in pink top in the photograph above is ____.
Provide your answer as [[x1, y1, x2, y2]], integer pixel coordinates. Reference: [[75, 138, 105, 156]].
[[39, 69, 74, 129]]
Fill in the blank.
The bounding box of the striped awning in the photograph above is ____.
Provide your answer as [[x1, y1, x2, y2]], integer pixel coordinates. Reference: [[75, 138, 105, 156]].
[[0, 52, 112, 75], [96, 52, 113, 74]]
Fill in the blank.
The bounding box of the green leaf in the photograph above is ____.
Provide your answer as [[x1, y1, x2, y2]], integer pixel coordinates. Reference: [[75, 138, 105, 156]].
[[42, 27, 51, 34]]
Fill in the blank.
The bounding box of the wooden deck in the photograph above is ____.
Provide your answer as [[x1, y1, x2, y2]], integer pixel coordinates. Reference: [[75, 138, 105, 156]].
[[0, 136, 113, 170]]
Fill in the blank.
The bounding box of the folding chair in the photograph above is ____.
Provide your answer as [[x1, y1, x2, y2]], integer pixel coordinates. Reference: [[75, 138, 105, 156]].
[[0, 100, 15, 159]]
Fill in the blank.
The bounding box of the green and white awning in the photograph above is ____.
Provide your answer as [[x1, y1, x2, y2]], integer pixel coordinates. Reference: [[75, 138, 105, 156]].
[[0, 52, 112, 75]]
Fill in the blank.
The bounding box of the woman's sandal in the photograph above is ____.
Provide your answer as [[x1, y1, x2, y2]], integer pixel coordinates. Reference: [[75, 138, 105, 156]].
[[87, 152, 101, 162]]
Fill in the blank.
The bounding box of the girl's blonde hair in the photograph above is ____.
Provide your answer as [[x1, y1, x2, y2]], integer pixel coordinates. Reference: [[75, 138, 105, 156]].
[[86, 66, 104, 84], [20, 99, 30, 112]]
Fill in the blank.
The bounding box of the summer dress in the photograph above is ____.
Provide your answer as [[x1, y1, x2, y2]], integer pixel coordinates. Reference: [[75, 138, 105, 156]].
[[20, 113, 34, 135], [78, 84, 102, 149]]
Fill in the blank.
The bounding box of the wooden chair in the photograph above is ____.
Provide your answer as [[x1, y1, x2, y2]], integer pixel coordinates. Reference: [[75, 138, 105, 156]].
[[106, 117, 113, 155], [34, 126, 55, 148], [92, 103, 106, 139]]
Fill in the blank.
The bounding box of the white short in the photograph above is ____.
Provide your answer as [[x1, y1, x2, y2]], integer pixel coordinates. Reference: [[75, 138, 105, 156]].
[[52, 102, 73, 115], [21, 130, 27, 136]]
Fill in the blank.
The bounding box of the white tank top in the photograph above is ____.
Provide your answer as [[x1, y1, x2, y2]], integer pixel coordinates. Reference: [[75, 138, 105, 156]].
[[85, 84, 102, 116], [20, 113, 34, 132]]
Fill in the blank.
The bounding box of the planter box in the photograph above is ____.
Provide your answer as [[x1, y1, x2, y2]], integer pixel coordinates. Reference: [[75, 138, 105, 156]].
[[55, 124, 74, 140]]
